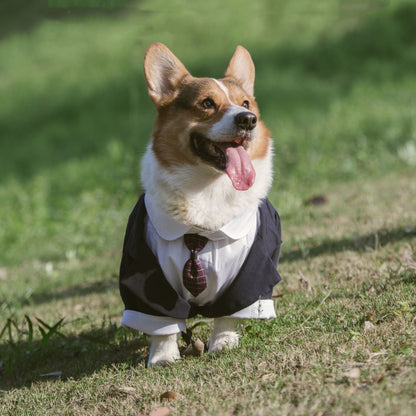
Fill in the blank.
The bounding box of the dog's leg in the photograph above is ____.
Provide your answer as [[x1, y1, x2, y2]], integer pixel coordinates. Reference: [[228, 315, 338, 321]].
[[147, 333, 181, 367], [208, 317, 240, 353]]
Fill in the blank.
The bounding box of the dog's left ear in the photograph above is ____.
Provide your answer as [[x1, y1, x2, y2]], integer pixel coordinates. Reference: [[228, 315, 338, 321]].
[[225, 46, 255, 96]]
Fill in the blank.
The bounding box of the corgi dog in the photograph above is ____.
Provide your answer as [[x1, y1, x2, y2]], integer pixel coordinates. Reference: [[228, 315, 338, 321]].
[[119, 43, 282, 367]]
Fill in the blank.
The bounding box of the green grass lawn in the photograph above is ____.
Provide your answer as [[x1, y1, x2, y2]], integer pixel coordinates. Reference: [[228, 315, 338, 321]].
[[1, 0, 415, 415]]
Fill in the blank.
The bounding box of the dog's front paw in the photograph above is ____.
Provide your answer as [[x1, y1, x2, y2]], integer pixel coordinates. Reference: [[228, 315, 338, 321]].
[[208, 317, 240, 353], [208, 330, 239, 353], [147, 333, 181, 367]]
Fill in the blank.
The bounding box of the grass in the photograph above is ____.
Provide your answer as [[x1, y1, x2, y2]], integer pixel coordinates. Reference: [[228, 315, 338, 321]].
[[0, 0, 415, 414]]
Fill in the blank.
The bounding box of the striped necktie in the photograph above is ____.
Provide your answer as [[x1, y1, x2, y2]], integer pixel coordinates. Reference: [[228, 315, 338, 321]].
[[182, 234, 208, 297]]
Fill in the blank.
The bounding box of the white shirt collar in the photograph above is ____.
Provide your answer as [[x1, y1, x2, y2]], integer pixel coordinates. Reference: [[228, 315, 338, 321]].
[[144, 193, 258, 241]]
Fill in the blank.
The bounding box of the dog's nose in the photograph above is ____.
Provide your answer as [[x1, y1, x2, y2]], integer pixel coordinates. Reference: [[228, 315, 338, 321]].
[[235, 111, 257, 131]]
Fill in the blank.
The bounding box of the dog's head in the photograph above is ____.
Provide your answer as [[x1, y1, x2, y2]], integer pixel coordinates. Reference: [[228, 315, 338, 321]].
[[144, 43, 270, 191]]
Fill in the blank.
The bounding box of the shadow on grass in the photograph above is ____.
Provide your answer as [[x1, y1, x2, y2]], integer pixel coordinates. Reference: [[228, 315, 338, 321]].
[[281, 226, 416, 263], [0, 72, 152, 181], [18, 279, 118, 307], [263, 2, 416, 81], [0, 323, 148, 391], [0, 0, 141, 41], [253, 2, 416, 134]]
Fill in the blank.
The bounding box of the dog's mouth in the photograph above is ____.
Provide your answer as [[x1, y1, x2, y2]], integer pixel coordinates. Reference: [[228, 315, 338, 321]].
[[190, 132, 256, 191]]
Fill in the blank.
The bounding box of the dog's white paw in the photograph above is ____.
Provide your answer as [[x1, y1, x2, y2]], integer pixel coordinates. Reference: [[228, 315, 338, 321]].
[[209, 330, 239, 352], [147, 333, 181, 367], [208, 317, 240, 353]]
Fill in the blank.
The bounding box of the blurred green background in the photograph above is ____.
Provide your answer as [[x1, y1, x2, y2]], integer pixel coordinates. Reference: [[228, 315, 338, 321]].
[[1, 0, 415, 267]]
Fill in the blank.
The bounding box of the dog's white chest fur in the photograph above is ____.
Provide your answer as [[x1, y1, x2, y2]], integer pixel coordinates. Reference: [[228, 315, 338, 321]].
[[140, 141, 273, 231]]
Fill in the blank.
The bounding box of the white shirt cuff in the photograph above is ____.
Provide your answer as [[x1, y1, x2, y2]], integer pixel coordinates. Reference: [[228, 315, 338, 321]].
[[228, 299, 276, 319], [122, 300, 275, 335], [121, 310, 186, 335]]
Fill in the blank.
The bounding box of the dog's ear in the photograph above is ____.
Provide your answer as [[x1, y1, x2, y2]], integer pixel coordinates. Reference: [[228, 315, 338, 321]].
[[225, 46, 255, 97], [144, 43, 190, 107]]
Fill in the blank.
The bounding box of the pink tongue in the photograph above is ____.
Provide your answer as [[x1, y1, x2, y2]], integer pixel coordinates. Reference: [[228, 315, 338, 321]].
[[225, 146, 256, 191]]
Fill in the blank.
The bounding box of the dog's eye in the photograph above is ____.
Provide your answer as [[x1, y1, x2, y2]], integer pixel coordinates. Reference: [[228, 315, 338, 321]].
[[201, 98, 216, 110], [242, 100, 250, 109]]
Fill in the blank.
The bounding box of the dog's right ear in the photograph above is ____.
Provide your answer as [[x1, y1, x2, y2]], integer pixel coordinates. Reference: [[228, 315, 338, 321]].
[[144, 43, 190, 108]]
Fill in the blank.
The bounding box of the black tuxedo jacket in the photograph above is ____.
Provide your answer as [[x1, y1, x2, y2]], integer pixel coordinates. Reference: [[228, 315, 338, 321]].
[[119, 194, 282, 319]]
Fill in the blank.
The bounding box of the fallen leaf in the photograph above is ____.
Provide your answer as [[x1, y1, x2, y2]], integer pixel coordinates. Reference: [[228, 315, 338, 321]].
[[192, 338, 205, 356], [183, 338, 205, 357], [160, 391, 181, 400], [150, 407, 171, 416], [364, 321, 376, 332], [372, 374, 384, 385], [304, 194, 328, 206], [343, 368, 360, 379], [183, 338, 204, 357]]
